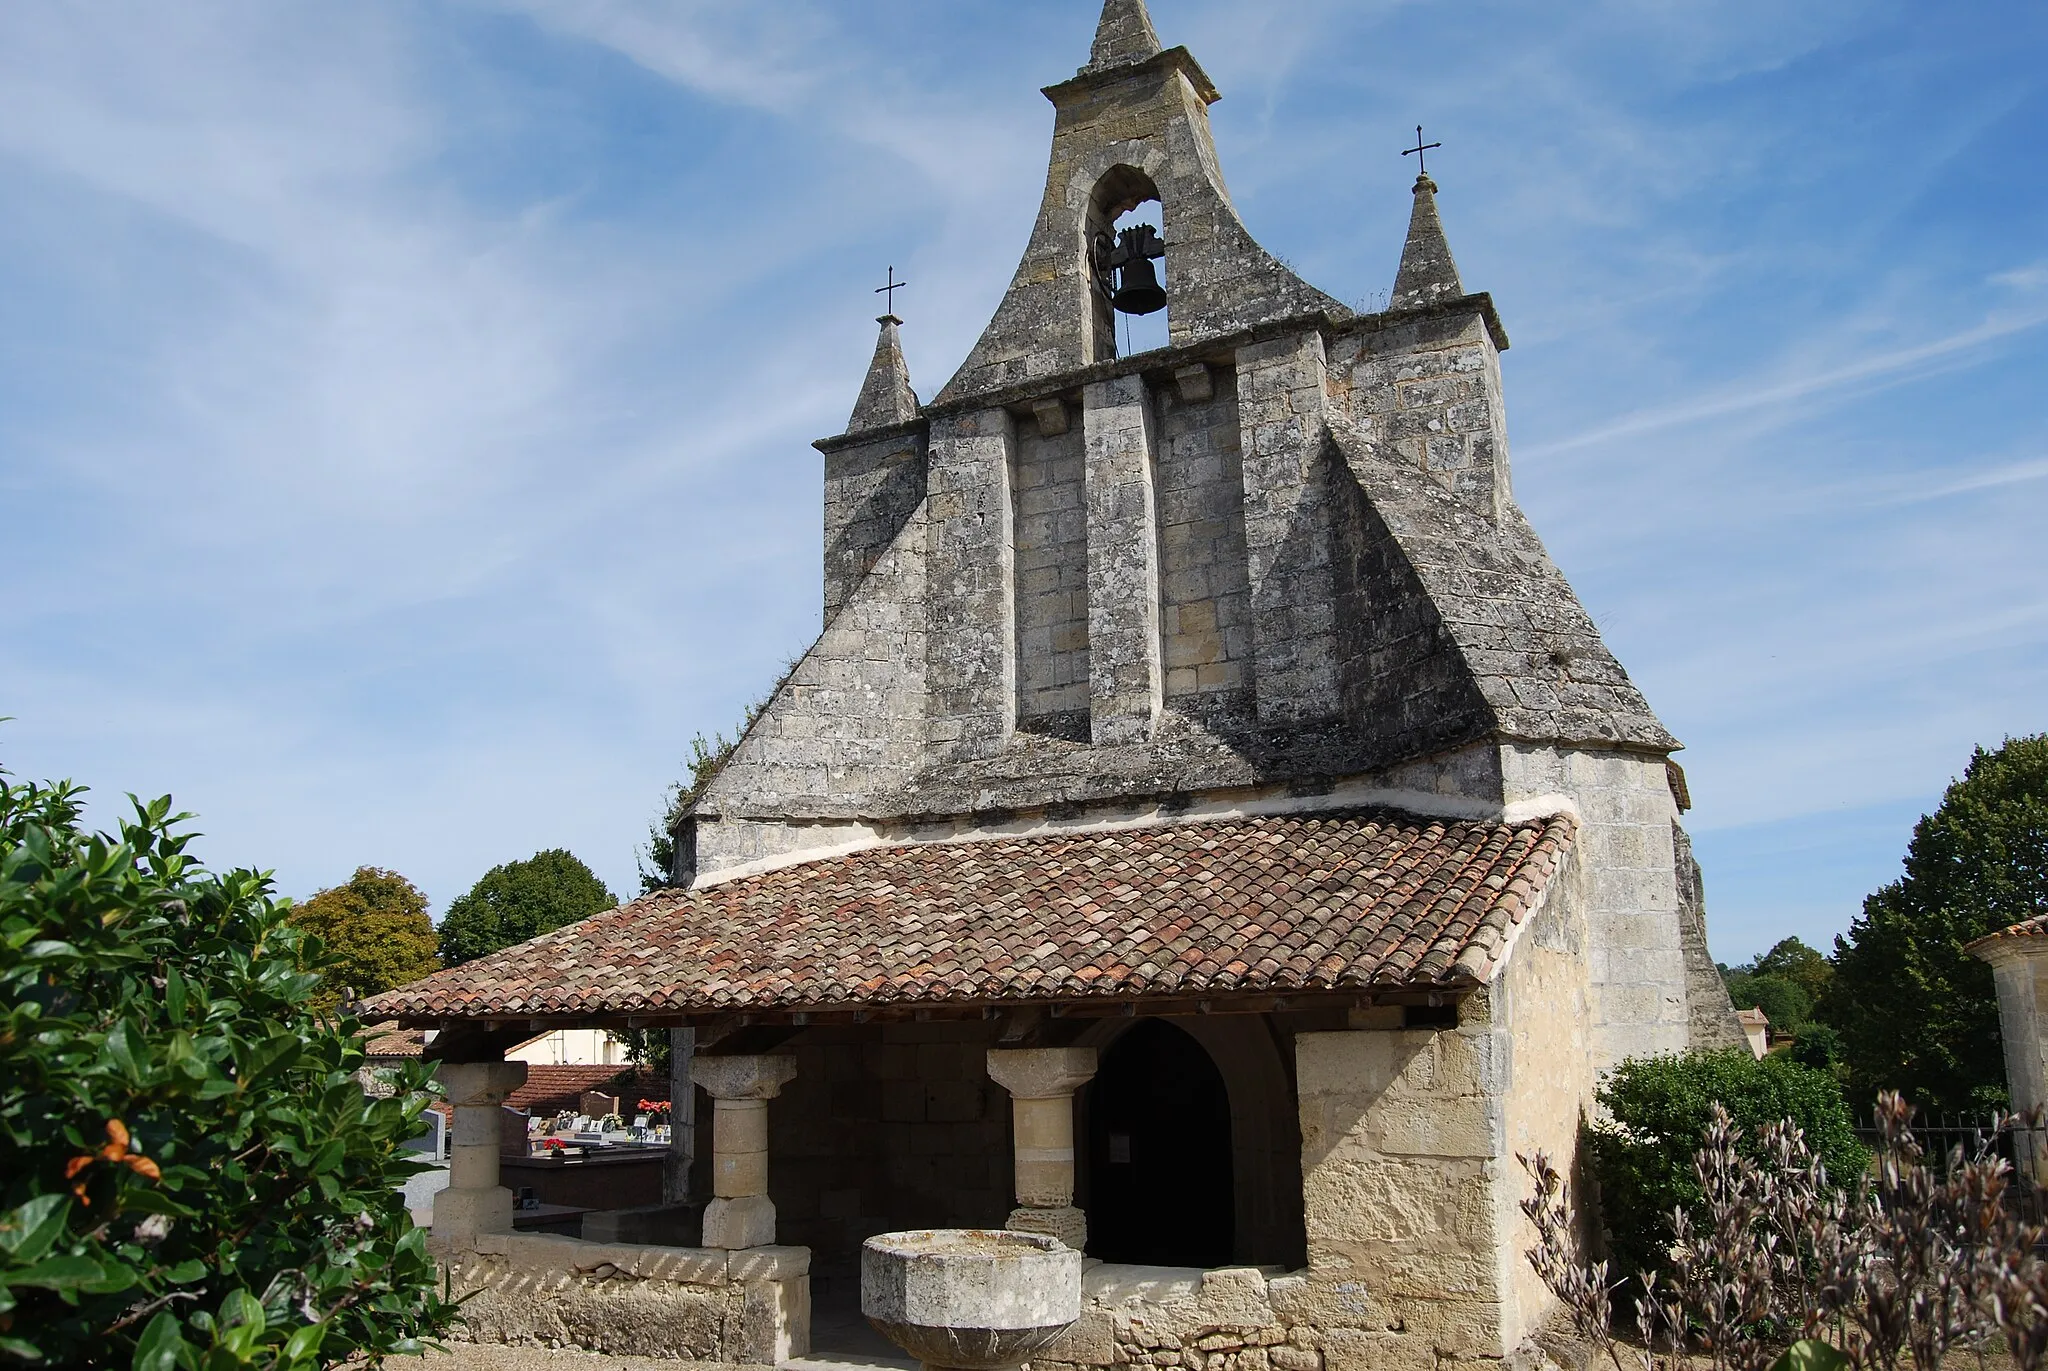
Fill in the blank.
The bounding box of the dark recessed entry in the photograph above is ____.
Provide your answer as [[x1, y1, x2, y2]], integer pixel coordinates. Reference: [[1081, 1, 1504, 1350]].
[[1083, 1018, 1233, 1268]]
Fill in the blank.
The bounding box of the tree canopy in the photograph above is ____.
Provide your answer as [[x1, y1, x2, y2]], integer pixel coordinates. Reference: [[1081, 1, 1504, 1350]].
[[0, 769, 453, 1367], [1719, 936, 1831, 1036], [437, 848, 616, 966], [1824, 734, 2048, 1113], [286, 866, 438, 1011]]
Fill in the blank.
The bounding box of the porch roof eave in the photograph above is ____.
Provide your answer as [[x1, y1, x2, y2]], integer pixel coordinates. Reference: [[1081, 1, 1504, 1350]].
[[377, 983, 1481, 1035]]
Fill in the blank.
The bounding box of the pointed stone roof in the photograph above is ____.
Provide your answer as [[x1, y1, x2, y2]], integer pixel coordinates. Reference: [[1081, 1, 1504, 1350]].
[[1390, 174, 1465, 310], [846, 314, 919, 433], [1084, 0, 1161, 73]]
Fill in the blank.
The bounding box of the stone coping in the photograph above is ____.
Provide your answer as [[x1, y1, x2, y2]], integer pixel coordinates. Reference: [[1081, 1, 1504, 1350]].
[[435, 1231, 810, 1285]]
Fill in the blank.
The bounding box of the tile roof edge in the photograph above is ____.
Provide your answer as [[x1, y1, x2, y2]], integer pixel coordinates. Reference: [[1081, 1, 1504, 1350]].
[[1967, 916, 2048, 958], [1449, 814, 1578, 984], [689, 782, 1584, 892]]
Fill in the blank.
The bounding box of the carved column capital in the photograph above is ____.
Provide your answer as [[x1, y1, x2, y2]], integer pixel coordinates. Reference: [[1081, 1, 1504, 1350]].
[[987, 1047, 1098, 1100]]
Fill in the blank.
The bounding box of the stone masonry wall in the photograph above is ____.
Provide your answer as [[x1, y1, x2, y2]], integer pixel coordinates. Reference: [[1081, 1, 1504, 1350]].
[[768, 1021, 1012, 1265], [1235, 333, 1342, 724], [1490, 844, 1596, 1345], [1083, 373, 1167, 744], [823, 429, 928, 623], [439, 1235, 809, 1365], [1500, 745, 1688, 1072], [1284, 864, 1592, 1369], [1328, 312, 1508, 521], [1013, 419, 1092, 737], [1156, 364, 1253, 713], [926, 407, 1018, 760]]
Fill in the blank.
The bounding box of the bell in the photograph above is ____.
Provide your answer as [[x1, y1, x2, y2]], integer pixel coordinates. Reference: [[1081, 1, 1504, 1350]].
[[1112, 254, 1167, 316]]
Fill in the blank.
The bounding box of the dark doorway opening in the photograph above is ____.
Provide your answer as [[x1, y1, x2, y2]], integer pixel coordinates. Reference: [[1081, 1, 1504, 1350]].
[[1082, 1019, 1233, 1267]]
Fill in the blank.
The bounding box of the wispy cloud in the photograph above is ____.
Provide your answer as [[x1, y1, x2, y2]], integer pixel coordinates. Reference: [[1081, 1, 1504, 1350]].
[[0, 0, 2042, 965], [1519, 307, 2048, 461]]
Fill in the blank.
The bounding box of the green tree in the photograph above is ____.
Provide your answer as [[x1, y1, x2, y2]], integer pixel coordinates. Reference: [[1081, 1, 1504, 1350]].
[[0, 769, 454, 1367], [1824, 734, 2048, 1114], [1723, 971, 1812, 1035], [1748, 936, 1833, 1008], [1587, 1048, 1866, 1279], [437, 848, 616, 966], [287, 866, 438, 1011]]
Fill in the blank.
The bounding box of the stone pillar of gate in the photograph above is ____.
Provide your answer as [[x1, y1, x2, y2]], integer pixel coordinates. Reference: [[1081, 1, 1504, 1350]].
[[692, 1054, 799, 1249], [431, 1059, 528, 1245], [1972, 923, 2048, 1183], [987, 1047, 1098, 1250]]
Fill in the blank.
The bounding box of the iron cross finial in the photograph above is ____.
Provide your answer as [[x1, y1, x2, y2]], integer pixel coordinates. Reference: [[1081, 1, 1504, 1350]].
[[1402, 125, 1442, 177], [874, 265, 910, 318]]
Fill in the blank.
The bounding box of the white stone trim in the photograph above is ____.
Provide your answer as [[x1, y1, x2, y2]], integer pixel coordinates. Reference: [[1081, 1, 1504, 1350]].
[[691, 783, 1580, 890]]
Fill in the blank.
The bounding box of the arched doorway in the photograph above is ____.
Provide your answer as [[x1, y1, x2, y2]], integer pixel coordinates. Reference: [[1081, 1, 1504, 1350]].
[[1082, 1018, 1233, 1267]]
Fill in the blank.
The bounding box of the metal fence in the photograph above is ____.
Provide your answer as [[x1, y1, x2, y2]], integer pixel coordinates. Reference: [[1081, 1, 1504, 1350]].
[[1851, 1113, 2048, 1224]]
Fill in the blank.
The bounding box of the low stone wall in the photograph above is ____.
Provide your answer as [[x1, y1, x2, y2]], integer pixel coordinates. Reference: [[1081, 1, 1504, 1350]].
[[1040, 1263, 1574, 1371], [1035, 1266, 1323, 1371], [433, 1234, 809, 1365]]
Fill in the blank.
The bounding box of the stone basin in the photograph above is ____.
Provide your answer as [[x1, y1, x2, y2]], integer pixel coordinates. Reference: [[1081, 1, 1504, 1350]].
[[861, 1229, 1083, 1371]]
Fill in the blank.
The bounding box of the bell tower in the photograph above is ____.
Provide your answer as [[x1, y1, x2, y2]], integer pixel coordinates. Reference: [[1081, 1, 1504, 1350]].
[[934, 0, 1343, 406], [706, 0, 1720, 1075]]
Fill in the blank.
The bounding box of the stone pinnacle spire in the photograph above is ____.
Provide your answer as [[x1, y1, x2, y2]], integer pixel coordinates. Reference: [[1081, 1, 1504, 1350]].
[[1389, 173, 1465, 311], [847, 314, 919, 433], [1083, 0, 1161, 74]]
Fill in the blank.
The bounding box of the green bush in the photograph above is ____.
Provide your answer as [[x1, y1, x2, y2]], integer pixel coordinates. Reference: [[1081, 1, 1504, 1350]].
[[1589, 1048, 1867, 1277], [0, 771, 457, 1367]]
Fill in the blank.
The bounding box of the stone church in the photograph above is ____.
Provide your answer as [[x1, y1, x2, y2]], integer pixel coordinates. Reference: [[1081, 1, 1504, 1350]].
[[371, 2, 1745, 1365]]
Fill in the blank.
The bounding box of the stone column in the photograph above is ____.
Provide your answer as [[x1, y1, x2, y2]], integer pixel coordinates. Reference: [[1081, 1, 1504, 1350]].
[[987, 1047, 1098, 1250], [1972, 925, 2048, 1182], [692, 1054, 798, 1249], [431, 1059, 528, 1245]]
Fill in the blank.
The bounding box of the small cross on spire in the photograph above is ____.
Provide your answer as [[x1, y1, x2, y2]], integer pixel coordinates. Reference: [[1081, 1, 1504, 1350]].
[[874, 265, 910, 321], [1402, 125, 1442, 178]]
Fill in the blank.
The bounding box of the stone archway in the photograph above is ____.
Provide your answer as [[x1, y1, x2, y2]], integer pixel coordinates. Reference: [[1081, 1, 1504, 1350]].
[[1081, 1018, 1234, 1268]]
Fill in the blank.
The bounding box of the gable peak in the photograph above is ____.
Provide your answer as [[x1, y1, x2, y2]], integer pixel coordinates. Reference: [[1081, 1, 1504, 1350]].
[[1083, 0, 1161, 74], [1390, 172, 1465, 311], [846, 315, 919, 433]]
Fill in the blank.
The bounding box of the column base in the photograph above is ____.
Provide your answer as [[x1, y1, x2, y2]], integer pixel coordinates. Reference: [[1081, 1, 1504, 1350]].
[[432, 1184, 512, 1244], [704, 1194, 778, 1249], [1006, 1204, 1086, 1251]]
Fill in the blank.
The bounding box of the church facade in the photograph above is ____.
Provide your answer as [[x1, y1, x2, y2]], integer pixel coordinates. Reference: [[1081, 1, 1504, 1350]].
[[371, 3, 1744, 1365]]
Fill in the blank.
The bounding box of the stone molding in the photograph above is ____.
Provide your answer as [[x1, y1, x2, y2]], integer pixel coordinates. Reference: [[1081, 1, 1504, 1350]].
[[437, 1060, 527, 1106], [692, 1054, 799, 1101], [987, 1047, 1098, 1099]]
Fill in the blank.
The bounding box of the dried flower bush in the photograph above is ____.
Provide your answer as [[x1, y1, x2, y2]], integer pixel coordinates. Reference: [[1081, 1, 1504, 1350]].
[[1522, 1093, 2048, 1371]]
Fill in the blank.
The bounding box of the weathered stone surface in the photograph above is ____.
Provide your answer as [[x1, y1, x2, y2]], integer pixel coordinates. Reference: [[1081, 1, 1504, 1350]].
[[863, 1229, 1082, 1369], [703, 1196, 778, 1251]]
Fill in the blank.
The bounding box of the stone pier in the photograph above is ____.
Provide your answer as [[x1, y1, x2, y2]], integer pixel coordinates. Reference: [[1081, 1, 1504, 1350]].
[[431, 1060, 527, 1245], [987, 1046, 1097, 1250], [693, 1054, 799, 1250]]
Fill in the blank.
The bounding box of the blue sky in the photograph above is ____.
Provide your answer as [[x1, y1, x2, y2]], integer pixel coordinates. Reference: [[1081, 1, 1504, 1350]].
[[2, 0, 2042, 963]]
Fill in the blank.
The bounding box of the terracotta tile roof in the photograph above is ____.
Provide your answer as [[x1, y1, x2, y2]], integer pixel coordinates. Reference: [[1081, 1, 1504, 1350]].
[[511, 1066, 668, 1114], [1967, 915, 2048, 956], [367, 808, 1576, 1022], [363, 1023, 425, 1057]]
